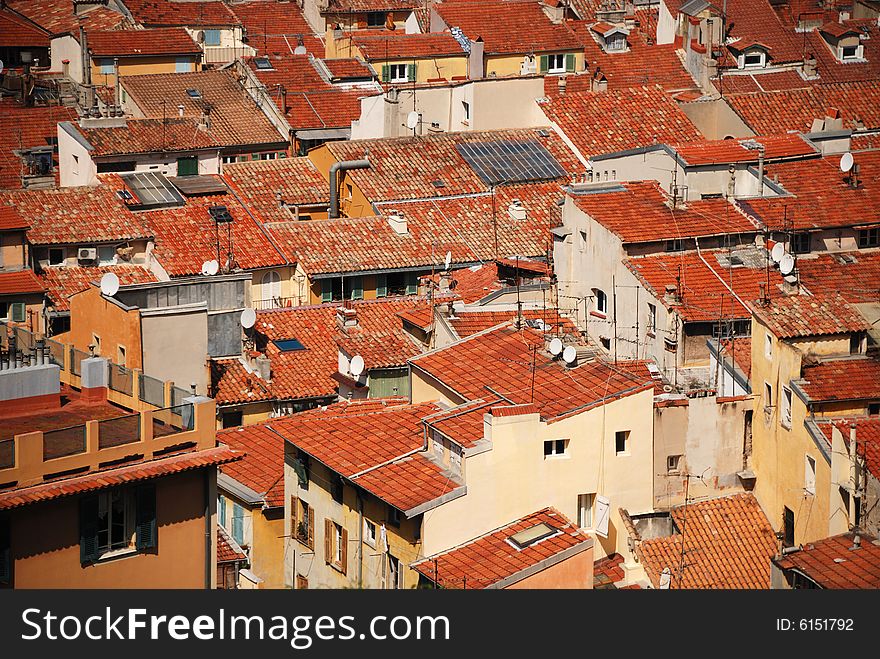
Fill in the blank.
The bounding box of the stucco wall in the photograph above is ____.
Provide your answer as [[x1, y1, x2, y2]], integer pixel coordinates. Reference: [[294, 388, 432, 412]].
[[51, 35, 84, 83], [141, 306, 210, 394], [505, 545, 593, 589], [679, 98, 755, 140], [69, 285, 143, 368]]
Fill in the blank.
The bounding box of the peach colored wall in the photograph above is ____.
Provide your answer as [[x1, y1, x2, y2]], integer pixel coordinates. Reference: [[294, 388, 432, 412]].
[[0, 231, 27, 268], [69, 286, 142, 368], [505, 546, 593, 589], [10, 470, 209, 589]]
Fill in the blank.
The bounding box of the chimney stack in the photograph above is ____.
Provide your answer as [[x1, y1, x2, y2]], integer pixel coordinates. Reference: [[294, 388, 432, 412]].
[[665, 284, 678, 304], [336, 302, 358, 329], [387, 210, 408, 234]]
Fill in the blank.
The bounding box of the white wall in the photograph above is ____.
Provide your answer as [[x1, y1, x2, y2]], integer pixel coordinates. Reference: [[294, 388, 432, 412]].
[[51, 35, 84, 82], [58, 123, 97, 187], [657, 0, 678, 45]]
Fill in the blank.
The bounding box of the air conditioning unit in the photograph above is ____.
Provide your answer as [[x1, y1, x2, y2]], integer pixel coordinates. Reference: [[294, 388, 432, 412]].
[[78, 247, 98, 262]]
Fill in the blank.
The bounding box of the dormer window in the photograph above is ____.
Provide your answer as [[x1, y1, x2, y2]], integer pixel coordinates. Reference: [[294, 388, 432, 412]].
[[605, 32, 627, 52], [741, 50, 765, 68], [840, 44, 863, 60], [591, 23, 629, 54]]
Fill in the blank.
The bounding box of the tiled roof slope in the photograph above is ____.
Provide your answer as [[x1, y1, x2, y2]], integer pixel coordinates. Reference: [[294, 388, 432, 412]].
[[720, 0, 805, 64], [325, 128, 579, 202], [0, 205, 29, 231], [6, 0, 125, 35], [0, 270, 45, 296], [231, 1, 323, 56], [830, 417, 880, 478], [0, 99, 76, 190], [748, 292, 870, 339], [217, 526, 248, 563], [124, 0, 239, 26], [74, 118, 221, 156], [672, 134, 818, 166], [798, 251, 880, 304], [219, 421, 286, 508], [636, 492, 777, 589], [715, 70, 810, 95], [423, 399, 497, 448], [539, 86, 702, 159], [720, 336, 751, 379], [87, 27, 201, 56], [353, 33, 466, 59], [1, 184, 152, 245], [803, 20, 880, 85], [410, 323, 653, 420], [0, 8, 51, 47], [449, 309, 578, 338], [325, 0, 420, 11], [797, 358, 880, 403], [412, 507, 592, 588], [433, 0, 582, 55], [773, 532, 880, 589], [569, 182, 757, 243], [121, 70, 287, 148], [38, 265, 157, 312], [223, 157, 329, 223]]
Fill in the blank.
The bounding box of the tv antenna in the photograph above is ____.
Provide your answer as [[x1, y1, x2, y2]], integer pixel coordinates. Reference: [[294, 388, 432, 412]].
[[99, 272, 120, 297]]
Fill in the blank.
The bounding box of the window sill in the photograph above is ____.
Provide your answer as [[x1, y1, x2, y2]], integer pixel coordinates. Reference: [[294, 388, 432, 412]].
[[590, 311, 607, 319], [544, 453, 570, 460], [92, 547, 139, 564], [330, 561, 346, 574]]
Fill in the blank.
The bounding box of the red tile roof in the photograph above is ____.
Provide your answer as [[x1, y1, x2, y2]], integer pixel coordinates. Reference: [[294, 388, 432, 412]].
[[124, 0, 239, 27], [450, 309, 578, 338], [353, 32, 466, 59], [625, 248, 770, 322], [410, 323, 653, 420], [570, 181, 757, 243], [0, 8, 51, 48], [217, 525, 248, 563], [672, 134, 818, 166], [538, 86, 702, 159], [38, 265, 158, 312], [231, 1, 323, 56], [121, 70, 288, 148], [87, 27, 201, 57], [593, 552, 625, 588], [423, 399, 497, 448], [210, 357, 275, 405], [444, 263, 504, 303], [720, 336, 751, 379], [0, 385, 130, 439], [1, 184, 153, 245], [715, 70, 810, 95], [803, 21, 880, 86], [325, 128, 580, 201], [412, 507, 592, 588], [798, 251, 880, 304], [636, 492, 777, 589], [0, 205, 29, 231], [718, 0, 805, 64], [773, 532, 880, 588], [748, 292, 871, 339], [6, 0, 125, 36], [0, 446, 242, 510], [797, 357, 880, 404], [0, 269, 45, 296], [74, 118, 221, 156], [218, 422, 286, 508], [433, 0, 582, 55], [223, 157, 329, 223], [830, 417, 880, 479], [325, 0, 420, 11], [322, 58, 375, 80], [0, 98, 76, 190]]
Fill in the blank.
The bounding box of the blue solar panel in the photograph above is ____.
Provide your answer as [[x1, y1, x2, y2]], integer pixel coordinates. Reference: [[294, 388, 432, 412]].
[[456, 139, 567, 185]]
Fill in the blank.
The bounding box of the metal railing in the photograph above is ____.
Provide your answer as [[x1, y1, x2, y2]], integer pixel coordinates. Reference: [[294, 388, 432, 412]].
[[171, 386, 191, 408], [45, 338, 65, 370], [109, 363, 133, 396], [70, 347, 89, 377]]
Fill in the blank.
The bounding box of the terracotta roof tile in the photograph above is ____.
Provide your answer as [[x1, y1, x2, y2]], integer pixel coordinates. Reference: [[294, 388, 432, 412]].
[[423, 399, 498, 448], [217, 525, 248, 563], [124, 0, 239, 27], [412, 507, 591, 588], [716, 0, 805, 64], [87, 27, 201, 56], [218, 422, 285, 507], [803, 21, 880, 86], [748, 292, 871, 338], [715, 70, 810, 95], [0, 205, 29, 231], [773, 532, 880, 588], [74, 118, 221, 156], [231, 1, 323, 56], [224, 157, 329, 222], [825, 417, 880, 478], [450, 309, 578, 338], [0, 8, 51, 48], [38, 265, 157, 312], [672, 133, 818, 166], [353, 32, 466, 59], [637, 492, 777, 589], [0, 269, 45, 296], [796, 357, 880, 403], [797, 251, 880, 304], [0, 98, 76, 190], [720, 336, 751, 379], [6, 0, 125, 36]]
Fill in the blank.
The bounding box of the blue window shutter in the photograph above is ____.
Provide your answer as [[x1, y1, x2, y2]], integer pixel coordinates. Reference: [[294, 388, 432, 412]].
[[376, 274, 387, 298], [10, 303, 25, 323], [405, 273, 418, 295], [321, 280, 333, 303], [565, 53, 576, 72], [135, 484, 157, 551], [79, 495, 100, 564], [175, 57, 190, 73], [232, 502, 244, 545], [381, 65, 390, 83], [204, 29, 221, 46], [351, 276, 364, 300], [539, 55, 549, 73], [99, 59, 113, 75]]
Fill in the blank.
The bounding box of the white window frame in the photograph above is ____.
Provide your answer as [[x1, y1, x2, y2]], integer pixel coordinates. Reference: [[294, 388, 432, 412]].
[[577, 493, 594, 529], [334, 523, 343, 564], [615, 430, 630, 456], [667, 454, 682, 474], [364, 520, 377, 548], [543, 438, 568, 458], [547, 53, 565, 73], [781, 385, 793, 429], [647, 303, 657, 335], [96, 489, 136, 559], [741, 50, 765, 68], [839, 44, 862, 61], [389, 63, 408, 83], [765, 333, 773, 360]]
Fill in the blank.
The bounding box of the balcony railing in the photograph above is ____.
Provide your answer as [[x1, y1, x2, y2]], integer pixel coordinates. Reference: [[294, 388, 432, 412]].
[[253, 296, 300, 310], [203, 45, 256, 64]]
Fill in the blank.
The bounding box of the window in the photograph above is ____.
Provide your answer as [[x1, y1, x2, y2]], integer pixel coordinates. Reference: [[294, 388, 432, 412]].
[[321, 277, 343, 303], [218, 496, 227, 528], [366, 11, 386, 27], [98, 59, 114, 75], [783, 507, 795, 547], [804, 455, 816, 496], [387, 505, 401, 528], [91, 333, 101, 355], [546, 53, 565, 73], [790, 232, 811, 254], [462, 101, 470, 122], [324, 520, 347, 573], [203, 29, 221, 46], [330, 476, 343, 504], [232, 501, 245, 546], [665, 238, 683, 252], [292, 450, 310, 489], [850, 333, 864, 355], [72, 153, 79, 175], [98, 244, 116, 265], [509, 523, 558, 549], [869, 403, 879, 416], [387, 554, 401, 589], [615, 430, 630, 455], [222, 410, 243, 428], [388, 63, 408, 83], [593, 288, 607, 315], [258, 152, 278, 161], [667, 454, 682, 474], [177, 156, 198, 176], [765, 333, 773, 360], [296, 574, 309, 590], [858, 228, 880, 248], [117, 345, 126, 366], [349, 276, 363, 300], [742, 50, 765, 68], [764, 382, 773, 409], [175, 57, 191, 73], [291, 497, 314, 549], [647, 303, 656, 335], [3, 302, 25, 323], [543, 439, 568, 457], [578, 230, 587, 252], [364, 520, 377, 548], [79, 485, 156, 564], [840, 44, 861, 60], [780, 385, 793, 429], [577, 493, 594, 528], [48, 247, 65, 265]]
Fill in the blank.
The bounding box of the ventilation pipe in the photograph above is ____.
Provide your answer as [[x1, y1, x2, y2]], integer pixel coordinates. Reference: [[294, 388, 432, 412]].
[[329, 157, 370, 218], [757, 146, 765, 197]]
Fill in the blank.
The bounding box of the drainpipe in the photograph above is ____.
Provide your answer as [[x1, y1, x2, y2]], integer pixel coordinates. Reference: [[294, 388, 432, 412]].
[[357, 491, 364, 589], [205, 469, 213, 589], [757, 147, 765, 197], [329, 157, 370, 219]]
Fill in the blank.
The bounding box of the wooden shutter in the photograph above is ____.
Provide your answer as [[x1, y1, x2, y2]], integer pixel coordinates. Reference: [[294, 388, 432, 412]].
[[407, 63, 416, 82], [218, 496, 226, 528], [381, 65, 390, 82], [307, 506, 314, 549], [321, 281, 332, 303], [565, 53, 576, 72], [539, 55, 549, 73], [340, 527, 348, 575], [296, 574, 309, 590], [290, 496, 298, 536], [324, 518, 332, 563], [135, 484, 157, 551], [376, 273, 387, 297], [79, 495, 100, 564], [595, 494, 611, 538]]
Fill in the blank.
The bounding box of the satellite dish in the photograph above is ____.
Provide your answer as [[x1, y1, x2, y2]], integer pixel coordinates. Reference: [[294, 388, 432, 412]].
[[0, 60, 4, 75], [99, 272, 120, 297], [549, 337, 563, 356], [771, 242, 785, 264], [350, 354, 365, 378], [779, 253, 796, 276], [444, 251, 451, 271], [562, 345, 577, 365], [406, 111, 419, 130], [840, 152, 854, 173], [240, 307, 256, 329], [207, 260, 220, 275], [201, 260, 212, 275]]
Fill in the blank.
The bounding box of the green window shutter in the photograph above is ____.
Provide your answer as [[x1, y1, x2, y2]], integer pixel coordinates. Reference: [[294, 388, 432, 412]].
[[0, 517, 10, 585], [381, 65, 390, 83], [321, 280, 333, 303], [10, 303, 25, 323], [376, 273, 387, 298], [565, 53, 576, 72], [405, 273, 418, 295], [135, 484, 157, 551], [407, 63, 416, 81], [539, 55, 549, 73], [232, 502, 244, 546], [79, 495, 100, 564], [293, 457, 309, 490], [351, 276, 363, 300]]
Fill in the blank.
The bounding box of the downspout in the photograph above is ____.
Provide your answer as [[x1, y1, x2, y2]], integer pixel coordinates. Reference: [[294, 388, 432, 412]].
[[357, 490, 364, 589], [205, 468, 213, 589], [329, 157, 370, 219]]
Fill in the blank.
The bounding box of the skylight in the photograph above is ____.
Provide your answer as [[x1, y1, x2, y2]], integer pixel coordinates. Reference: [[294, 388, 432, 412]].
[[254, 57, 274, 70], [186, 88, 202, 99], [508, 523, 558, 549], [273, 338, 306, 352], [208, 205, 234, 223], [119, 172, 185, 210]]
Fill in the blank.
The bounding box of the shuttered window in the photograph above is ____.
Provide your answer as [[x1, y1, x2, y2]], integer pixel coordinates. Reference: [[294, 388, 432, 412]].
[[80, 485, 156, 564], [565, 53, 576, 72]]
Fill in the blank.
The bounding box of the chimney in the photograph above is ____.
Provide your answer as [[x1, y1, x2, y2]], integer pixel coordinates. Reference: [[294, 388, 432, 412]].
[[557, 74, 567, 96], [387, 210, 408, 234], [336, 302, 358, 329], [758, 282, 768, 305], [178, 104, 185, 118], [280, 85, 288, 114], [803, 53, 817, 77], [757, 147, 765, 197], [255, 354, 272, 382], [665, 284, 678, 303], [114, 57, 121, 113], [507, 199, 527, 220]]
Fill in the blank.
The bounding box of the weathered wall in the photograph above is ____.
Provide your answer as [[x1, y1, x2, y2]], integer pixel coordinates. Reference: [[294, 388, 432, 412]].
[[505, 545, 593, 589], [141, 306, 209, 394]]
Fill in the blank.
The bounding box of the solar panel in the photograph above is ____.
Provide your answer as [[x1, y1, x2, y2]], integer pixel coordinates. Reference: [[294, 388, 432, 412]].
[[456, 139, 566, 185], [120, 172, 185, 209]]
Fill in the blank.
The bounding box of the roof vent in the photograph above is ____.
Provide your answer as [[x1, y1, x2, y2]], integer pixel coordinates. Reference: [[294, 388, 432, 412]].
[[508, 199, 527, 220], [209, 205, 233, 223], [387, 210, 408, 234]]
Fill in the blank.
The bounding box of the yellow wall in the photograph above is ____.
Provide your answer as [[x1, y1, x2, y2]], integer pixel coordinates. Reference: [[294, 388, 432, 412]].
[[1, 231, 27, 268], [325, 11, 410, 34], [251, 511, 285, 589], [91, 56, 198, 86], [69, 285, 143, 368], [307, 144, 375, 219], [486, 51, 583, 77], [373, 57, 468, 83]]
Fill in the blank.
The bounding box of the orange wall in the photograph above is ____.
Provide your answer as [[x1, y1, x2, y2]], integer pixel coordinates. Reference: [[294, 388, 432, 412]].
[[10, 470, 210, 589], [0, 231, 27, 268], [505, 547, 593, 589], [69, 286, 142, 368]]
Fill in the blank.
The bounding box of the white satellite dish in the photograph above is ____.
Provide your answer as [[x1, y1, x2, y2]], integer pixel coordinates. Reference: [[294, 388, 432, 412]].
[[99, 272, 120, 297], [779, 253, 796, 276], [562, 345, 577, 365], [548, 337, 563, 356], [840, 152, 854, 173], [293, 44, 307, 55], [770, 242, 785, 264], [207, 259, 220, 275], [350, 354, 365, 378], [240, 307, 256, 329], [444, 251, 452, 271], [406, 111, 420, 130], [0, 60, 4, 75], [201, 261, 212, 275]]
